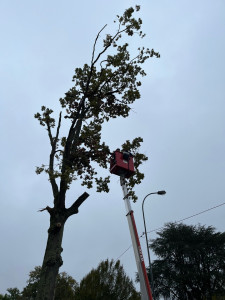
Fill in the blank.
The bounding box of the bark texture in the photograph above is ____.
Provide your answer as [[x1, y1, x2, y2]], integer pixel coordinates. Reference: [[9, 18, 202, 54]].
[[36, 192, 89, 300], [37, 211, 66, 300]]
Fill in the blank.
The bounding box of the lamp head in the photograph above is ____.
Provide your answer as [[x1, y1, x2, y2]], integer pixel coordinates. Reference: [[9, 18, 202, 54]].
[[157, 190, 166, 195]]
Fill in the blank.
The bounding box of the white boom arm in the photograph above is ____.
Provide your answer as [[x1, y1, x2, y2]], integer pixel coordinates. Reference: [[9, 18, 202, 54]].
[[120, 177, 153, 300]]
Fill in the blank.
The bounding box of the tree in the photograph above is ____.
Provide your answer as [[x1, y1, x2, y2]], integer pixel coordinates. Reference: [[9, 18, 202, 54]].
[[21, 266, 78, 300], [75, 259, 141, 300], [0, 288, 21, 300], [35, 5, 159, 299], [148, 223, 225, 300], [54, 272, 78, 300], [22, 266, 42, 299], [1, 260, 140, 300]]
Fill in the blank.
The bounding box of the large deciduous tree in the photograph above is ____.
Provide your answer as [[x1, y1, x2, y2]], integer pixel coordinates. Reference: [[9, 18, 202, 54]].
[[35, 6, 159, 299], [148, 223, 225, 300], [75, 259, 141, 300]]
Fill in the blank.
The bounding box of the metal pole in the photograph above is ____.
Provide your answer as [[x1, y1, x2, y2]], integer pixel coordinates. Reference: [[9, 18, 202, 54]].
[[142, 191, 166, 300], [142, 193, 157, 299], [120, 177, 153, 300]]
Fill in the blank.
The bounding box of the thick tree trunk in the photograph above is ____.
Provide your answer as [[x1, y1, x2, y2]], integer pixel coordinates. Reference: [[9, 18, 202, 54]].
[[36, 192, 89, 300], [37, 211, 67, 300]]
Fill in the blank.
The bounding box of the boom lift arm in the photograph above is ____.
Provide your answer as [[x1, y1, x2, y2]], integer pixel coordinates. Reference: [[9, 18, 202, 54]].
[[110, 150, 153, 300]]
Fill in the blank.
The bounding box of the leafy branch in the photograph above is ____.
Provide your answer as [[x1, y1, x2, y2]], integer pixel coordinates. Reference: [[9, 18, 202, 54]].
[[35, 5, 159, 203]]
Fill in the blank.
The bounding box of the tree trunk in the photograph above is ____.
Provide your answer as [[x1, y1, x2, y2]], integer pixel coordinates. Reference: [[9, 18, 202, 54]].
[[37, 211, 67, 300], [36, 192, 89, 299]]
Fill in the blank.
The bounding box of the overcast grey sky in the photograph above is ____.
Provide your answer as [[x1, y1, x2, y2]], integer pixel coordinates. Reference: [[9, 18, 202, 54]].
[[0, 0, 225, 294]]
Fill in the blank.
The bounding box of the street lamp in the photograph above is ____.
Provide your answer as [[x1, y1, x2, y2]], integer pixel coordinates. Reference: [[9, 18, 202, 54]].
[[142, 190, 166, 299]]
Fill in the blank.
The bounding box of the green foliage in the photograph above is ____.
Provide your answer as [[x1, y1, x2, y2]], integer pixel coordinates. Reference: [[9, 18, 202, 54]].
[[35, 5, 159, 201], [21, 266, 78, 300], [22, 266, 41, 299], [6, 289, 21, 300], [121, 137, 148, 201], [75, 259, 141, 300], [145, 223, 225, 299], [55, 272, 78, 300], [2, 260, 140, 300], [0, 288, 22, 300]]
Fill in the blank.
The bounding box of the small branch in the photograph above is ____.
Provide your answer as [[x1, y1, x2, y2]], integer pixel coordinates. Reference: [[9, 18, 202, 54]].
[[38, 206, 54, 215], [66, 192, 89, 217], [100, 59, 108, 68], [97, 50, 145, 95], [46, 123, 54, 147], [97, 65, 129, 95], [92, 28, 125, 66], [91, 24, 107, 65], [160, 282, 180, 299], [53, 112, 62, 149], [54, 149, 64, 154]]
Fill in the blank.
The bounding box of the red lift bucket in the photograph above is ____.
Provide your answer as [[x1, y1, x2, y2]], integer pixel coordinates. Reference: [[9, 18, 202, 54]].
[[110, 149, 135, 178]]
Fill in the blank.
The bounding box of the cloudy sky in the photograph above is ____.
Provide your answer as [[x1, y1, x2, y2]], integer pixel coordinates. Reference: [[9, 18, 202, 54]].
[[1, 0, 225, 294]]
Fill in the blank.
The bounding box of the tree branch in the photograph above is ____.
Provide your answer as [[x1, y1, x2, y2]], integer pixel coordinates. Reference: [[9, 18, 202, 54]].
[[65, 99, 85, 152], [53, 112, 62, 149], [38, 206, 54, 215], [66, 192, 89, 217], [46, 122, 54, 147], [69, 24, 124, 131], [97, 62, 131, 96], [92, 27, 126, 66], [59, 107, 85, 198], [160, 281, 180, 299], [91, 24, 107, 65], [49, 112, 62, 199]]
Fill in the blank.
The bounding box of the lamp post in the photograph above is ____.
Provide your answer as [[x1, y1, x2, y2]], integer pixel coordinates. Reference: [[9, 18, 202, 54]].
[[142, 190, 166, 299]]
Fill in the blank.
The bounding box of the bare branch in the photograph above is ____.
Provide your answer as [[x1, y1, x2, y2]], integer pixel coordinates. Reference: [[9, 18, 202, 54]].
[[91, 24, 107, 65], [92, 27, 126, 66], [53, 112, 62, 148], [48, 112, 62, 198], [66, 192, 89, 217], [38, 206, 54, 215], [77, 25, 125, 119], [54, 149, 64, 154]]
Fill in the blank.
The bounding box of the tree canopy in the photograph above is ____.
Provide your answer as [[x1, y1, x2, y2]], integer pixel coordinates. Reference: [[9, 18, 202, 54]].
[[2, 266, 78, 300], [0, 288, 21, 300], [75, 259, 141, 300], [35, 5, 159, 202], [1, 260, 140, 300], [147, 223, 225, 300]]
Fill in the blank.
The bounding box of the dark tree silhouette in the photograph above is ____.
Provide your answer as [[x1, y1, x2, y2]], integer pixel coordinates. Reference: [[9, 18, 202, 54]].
[[75, 259, 141, 300], [22, 266, 78, 300], [146, 223, 225, 300]]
